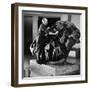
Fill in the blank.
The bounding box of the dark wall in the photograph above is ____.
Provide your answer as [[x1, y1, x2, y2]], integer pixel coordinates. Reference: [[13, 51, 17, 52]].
[[38, 17, 60, 28], [24, 16, 33, 55]]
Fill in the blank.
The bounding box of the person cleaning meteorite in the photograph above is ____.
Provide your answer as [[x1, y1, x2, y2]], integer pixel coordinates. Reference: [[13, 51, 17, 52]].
[[37, 18, 58, 64]]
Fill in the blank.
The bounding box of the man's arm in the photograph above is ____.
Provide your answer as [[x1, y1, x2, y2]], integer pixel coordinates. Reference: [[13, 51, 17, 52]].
[[38, 24, 42, 32], [48, 31, 58, 35], [47, 27, 58, 35]]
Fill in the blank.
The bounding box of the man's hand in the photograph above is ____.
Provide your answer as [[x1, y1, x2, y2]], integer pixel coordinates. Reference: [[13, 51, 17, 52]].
[[47, 27, 50, 30], [55, 31, 58, 35]]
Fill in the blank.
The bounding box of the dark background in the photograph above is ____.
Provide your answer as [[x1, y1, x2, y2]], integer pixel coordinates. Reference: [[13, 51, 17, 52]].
[[24, 16, 33, 55]]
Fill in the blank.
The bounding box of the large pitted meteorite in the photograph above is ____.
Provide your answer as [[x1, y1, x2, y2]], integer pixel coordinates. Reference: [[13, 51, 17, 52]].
[[30, 21, 80, 64]]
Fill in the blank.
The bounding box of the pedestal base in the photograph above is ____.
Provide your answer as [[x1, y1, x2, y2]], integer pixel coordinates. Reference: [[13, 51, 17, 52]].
[[29, 58, 80, 77], [30, 60, 55, 77]]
